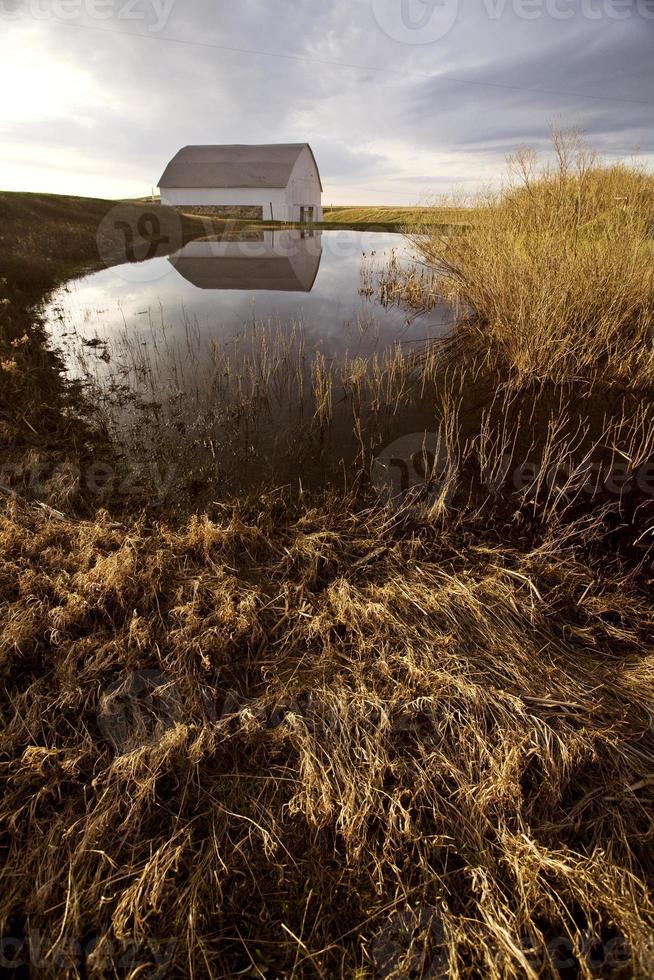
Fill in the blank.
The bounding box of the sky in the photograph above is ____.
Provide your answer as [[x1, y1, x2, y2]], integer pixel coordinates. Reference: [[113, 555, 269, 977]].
[[1, 0, 653, 204]]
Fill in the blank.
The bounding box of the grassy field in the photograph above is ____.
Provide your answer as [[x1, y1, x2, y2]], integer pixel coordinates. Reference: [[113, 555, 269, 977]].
[[2, 151, 654, 978], [321, 204, 473, 229]]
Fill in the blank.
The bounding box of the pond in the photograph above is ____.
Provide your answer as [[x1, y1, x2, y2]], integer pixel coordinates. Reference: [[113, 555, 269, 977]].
[[43, 230, 452, 506]]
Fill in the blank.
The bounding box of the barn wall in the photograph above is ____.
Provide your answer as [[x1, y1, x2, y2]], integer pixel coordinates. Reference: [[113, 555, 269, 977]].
[[285, 147, 323, 221]]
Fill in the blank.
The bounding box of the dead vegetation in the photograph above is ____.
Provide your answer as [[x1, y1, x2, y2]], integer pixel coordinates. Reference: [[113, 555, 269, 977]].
[[385, 133, 654, 387], [2, 363, 654, 976], [1, 488, 654, 978]]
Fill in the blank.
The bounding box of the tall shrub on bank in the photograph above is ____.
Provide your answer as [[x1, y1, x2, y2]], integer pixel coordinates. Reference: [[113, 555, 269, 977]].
[[415, 133, 654, 385]]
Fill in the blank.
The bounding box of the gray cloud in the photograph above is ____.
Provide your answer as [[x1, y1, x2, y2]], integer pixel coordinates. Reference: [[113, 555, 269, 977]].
[[0, 0, 651, 201]]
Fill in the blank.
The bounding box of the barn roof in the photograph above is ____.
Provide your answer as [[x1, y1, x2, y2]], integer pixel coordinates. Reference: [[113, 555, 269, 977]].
[[158, 144, 323, 191]]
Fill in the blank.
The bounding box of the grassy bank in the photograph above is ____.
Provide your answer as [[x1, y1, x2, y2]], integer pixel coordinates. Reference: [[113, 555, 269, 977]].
[[134, 199, 471, 232], [163, 203, 471, 232], [2, 164, 654, 978], [0, 191, 224, 300], [0, 191, 127, 298]]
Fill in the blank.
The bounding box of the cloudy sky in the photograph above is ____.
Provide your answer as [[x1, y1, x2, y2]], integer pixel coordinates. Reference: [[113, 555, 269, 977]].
[[1, 0, 652, 203]]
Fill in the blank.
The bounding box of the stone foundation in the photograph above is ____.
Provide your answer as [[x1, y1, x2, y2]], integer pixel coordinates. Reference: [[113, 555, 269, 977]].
[[176, 205, 264, 220]]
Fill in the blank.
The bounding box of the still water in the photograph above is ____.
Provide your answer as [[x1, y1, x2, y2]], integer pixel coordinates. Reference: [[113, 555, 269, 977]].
[[42, 230, 451, 503], [45, 230, 448, 371]]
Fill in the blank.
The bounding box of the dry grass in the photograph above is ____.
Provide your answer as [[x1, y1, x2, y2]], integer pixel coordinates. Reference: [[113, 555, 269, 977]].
[[402, 134, 654, 386], [323, 205, 473, 230], [1, 487, 654, 978], [2, 361, 654, 975]]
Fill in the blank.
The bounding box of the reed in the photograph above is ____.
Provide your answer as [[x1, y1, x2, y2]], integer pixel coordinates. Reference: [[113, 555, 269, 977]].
[[399, 133, 654, 386]]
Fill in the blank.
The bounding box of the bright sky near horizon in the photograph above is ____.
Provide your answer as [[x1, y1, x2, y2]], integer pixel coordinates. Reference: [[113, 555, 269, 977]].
[[1, 0, 652, 203]]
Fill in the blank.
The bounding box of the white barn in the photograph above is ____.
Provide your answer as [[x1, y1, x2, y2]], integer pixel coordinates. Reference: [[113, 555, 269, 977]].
[[158, 143, 323, 223]]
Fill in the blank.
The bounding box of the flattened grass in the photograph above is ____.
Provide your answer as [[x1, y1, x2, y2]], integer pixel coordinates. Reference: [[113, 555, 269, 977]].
[[1, 492, 654, 977]]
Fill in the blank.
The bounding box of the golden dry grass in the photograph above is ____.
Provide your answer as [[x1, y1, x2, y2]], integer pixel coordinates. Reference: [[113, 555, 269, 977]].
[[323, 205, 473, 229], [402, 134, 654, 387], [1, 488, 654, 977]]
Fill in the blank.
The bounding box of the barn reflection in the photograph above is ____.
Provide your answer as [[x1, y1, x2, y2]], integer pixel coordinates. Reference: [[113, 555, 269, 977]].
[[168, 230, 322, 292]]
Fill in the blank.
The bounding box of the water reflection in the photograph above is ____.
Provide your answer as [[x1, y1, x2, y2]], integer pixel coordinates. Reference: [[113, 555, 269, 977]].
[[42, 231, 455, 506], [168, 230, 323, 292], [46, 231, 451, 362]]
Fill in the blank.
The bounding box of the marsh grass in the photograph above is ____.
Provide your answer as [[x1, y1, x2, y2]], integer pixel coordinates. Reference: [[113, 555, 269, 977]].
[[11, 296, 654, 536], [391, 134, 654, 386], [46, 302, 439, 505]]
